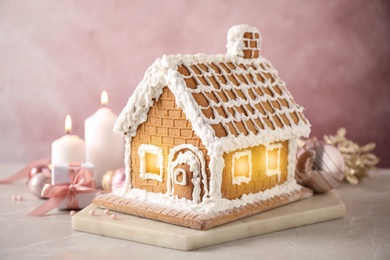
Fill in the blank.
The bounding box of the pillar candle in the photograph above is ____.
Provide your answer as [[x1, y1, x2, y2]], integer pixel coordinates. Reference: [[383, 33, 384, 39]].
[[51, 115, 85, 166], [85, 91, 123, 188]]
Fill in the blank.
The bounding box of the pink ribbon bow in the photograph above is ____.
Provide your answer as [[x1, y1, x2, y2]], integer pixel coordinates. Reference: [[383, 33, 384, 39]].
[[28, 165, 96, 216]]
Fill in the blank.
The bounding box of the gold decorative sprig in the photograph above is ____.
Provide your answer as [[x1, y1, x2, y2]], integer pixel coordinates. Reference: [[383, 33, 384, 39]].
[[323, 128, 380, 184]]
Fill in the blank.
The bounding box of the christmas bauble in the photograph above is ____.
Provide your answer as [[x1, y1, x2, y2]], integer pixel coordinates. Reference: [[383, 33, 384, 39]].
[[102, 167, 126, 191], [296, 141, 345, 193], [111, 167, 125, 191], [28, 172, 51, 198], [29, 165, 50, 180], [101, 170, 114, 191]]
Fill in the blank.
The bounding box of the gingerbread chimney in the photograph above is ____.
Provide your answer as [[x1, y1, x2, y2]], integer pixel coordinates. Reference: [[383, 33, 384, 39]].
[[227, 25, 261, 59]]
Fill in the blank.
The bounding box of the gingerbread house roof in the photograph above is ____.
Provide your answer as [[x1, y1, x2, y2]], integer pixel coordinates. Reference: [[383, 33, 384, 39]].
[[115, 25, 310, 154]]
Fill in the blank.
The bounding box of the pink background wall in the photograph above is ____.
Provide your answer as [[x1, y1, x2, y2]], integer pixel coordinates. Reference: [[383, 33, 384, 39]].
[[1, 0, 389, 167]]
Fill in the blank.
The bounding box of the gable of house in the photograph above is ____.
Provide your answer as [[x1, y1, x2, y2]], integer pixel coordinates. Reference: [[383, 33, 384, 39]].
[[129, 86, 211, 194]]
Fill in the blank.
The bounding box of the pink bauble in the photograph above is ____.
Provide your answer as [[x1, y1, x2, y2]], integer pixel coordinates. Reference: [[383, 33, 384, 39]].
[[28, 165, 50, 180], [28, 172, 51, 198], [111, 167, 125, 191], [296, 141, 345, 193]]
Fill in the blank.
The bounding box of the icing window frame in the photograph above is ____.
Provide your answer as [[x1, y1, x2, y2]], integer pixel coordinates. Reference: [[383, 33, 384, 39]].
[[138, 144, 164, 182], [232, 150, 252, 185], [173, 168, 187, 186], [266, 143, 282, 181]]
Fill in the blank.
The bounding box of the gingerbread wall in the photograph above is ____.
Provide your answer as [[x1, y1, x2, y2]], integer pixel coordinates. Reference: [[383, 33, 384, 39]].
[[130, 86, 290, 200], [221, 141, 288, 200], [130, 87, 210, 193]]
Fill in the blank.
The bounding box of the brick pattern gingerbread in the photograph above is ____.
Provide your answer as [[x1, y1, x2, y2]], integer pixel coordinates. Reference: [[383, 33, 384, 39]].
[[93, 25, 312, 229]]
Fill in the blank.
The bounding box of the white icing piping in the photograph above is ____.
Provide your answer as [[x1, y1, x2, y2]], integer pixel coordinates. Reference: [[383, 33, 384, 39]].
[[265, 143, 283, 182], [113, 179, 306, 214], [232, 150, 252, 185], [208, 146, 224, 199], [287, 137, 298, 182], [166, 144, 209, 200], [227, 24, 262, 58], [173, 168, 187, 186], [120, 136, 132, 194]]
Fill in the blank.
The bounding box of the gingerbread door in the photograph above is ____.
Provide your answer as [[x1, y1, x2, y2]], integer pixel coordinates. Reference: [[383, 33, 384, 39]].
[[172, 162, 196, 200], [167, 145, 206, 203]]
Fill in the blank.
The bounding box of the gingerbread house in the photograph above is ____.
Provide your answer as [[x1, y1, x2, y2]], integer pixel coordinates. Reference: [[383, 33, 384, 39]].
[[93, 25, 312, 230]]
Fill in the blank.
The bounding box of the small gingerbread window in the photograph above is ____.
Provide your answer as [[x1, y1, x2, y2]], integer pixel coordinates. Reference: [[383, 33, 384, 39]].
[[266, 143, 282, 181], [232, 150, 252, 185], [174, 168, 187, 186], [138, 144, 164, 182]]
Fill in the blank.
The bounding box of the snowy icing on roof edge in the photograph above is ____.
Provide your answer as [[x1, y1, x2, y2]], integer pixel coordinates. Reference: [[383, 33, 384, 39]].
[[114, 56, 310, 152], [114, 25, 310, 154]]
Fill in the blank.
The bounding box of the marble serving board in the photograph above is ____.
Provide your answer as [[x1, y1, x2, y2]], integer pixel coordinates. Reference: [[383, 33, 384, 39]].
[[72, 190, 345, 251]]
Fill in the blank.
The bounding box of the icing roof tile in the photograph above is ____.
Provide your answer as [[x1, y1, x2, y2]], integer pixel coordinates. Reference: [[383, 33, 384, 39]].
[[115, 25, 310, 154], [172, 58, 310, 142]]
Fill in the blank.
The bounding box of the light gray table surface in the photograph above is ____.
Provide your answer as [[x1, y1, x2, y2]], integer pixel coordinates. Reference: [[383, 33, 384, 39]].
[[1, 163, 389, 260]]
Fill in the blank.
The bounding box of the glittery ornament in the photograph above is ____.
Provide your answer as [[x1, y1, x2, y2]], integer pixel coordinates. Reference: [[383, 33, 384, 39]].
[[296, 141, 345, 193], [101, 170, 114, 191], [101, 168, 126, 191], [28, 172, 52, 198], [324, 128, 380, 184], [111, 167, 125, 191]]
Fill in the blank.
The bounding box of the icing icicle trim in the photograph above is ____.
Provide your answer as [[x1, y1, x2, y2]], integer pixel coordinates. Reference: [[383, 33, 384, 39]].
[[113, 180, 307, 214]]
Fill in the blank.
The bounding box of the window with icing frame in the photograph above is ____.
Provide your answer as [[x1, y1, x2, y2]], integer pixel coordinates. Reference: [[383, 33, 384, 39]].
[[232, 150, 252, 185], [266, 143, 283, 181], [138, 144, 164, 182], [173, 168, 187, 186]]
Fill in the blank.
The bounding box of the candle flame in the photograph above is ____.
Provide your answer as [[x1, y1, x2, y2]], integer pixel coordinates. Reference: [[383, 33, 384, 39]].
[[65, 114, 72, 134], [101, 91, 108, 106]]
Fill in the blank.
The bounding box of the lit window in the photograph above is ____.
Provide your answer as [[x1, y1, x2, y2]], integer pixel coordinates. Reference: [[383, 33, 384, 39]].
[[138, 144, 164, 182], [232, 150, 252, 185], [266, 143, 282, 181]]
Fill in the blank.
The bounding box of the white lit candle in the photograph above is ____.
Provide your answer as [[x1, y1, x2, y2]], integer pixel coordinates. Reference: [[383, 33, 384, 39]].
[[85, 91, 123, 188], [51, 115, 85, 166]]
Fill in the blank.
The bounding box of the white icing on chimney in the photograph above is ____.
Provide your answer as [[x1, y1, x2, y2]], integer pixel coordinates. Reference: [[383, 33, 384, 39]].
[[227, 24, 262, 59]]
